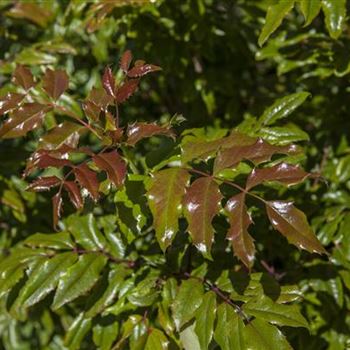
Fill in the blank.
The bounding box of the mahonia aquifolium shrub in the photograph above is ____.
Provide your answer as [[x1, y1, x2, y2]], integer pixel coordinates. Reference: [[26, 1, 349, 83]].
[[0, 50, 326, 349]]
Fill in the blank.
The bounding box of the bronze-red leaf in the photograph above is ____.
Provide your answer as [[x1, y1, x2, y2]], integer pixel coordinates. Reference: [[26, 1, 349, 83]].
[[93, 150, 126, 187], [115, 79, 139, 104], [64, 181, 83, 210], [27, 176, 62, 192], [102, 67, 116, 97], [246, 163, 310, 190], [214, 138, 298, 174], [127, 64, 162, 78], [0, 103, 50, 139], [74, 163, 100, 201], [266, 200, 326, 254], [225, 193, 255, 269], [42, 69, 69, 100], [0, 93, 25, 115], [52, 192, 63, 229], [120, 50, 133, 73], [88, 87, 113, 109], [13, 65, 35, 90], [82, 100, 101, 122], [183, 177, 222, 256], [126, 123, 175, 146]]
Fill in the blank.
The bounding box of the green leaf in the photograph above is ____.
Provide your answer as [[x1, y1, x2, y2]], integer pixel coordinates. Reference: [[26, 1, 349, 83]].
[[66, 214, 107, 250], [321, 0, 346, 39], [243, 295, 309, 328], [194, 291, 216, 349], [93, 321, 119, 350], [12, 252, 77, 311], [64, 313, 92, 350], [179, 324, 201, 350], [52, 253, 107, 310], [147, 168, 190, 250], [24, 232, 75, 250], [258, 92, 310, 126], [172, 279, 204, 330], [257, 124, 309, 144], [85, 265, 129, 318], [145, 328, 169, 350], [183, 177, 222, 256], [300, 0, 322, 26], [243, 318, 293, 350], [214, 303, 245, 350], [258, 0, 295, 46]]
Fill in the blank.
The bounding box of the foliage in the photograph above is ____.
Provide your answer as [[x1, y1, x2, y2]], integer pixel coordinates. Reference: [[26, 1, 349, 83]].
[[0, 0, 350, 349]]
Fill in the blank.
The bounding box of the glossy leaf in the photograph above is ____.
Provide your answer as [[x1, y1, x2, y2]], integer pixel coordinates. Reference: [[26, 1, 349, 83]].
[[27, 176, 62, 192], [243, 318, 293, 350], [64, 313, 92, 350], [183, 177, 222, 255], [102, 67, 116, 97], [258, 0, 295, 46], [300, 0, 322, 26], [214, 303, 245, 350], [126, 122, 175, 146], [322, 0, 346, 39], [214, 138, 297, 174], [120, 50, 133, 73], [145, 328, 169, 350], [93, 322, 119, 350], [243, 295, 308, 328], [194, 291, 216, 349], [225, 193, 255, 268], [0, 92, 24, 115], [12, 65, 35, 90], [246, 163, 310, 190], [13, 252, 77, 309], [266, 201, 326, 254], [147, 168, 190, 250], [42, 69, 69, 100], [258, 92, 310, 126], [0, 103, 50, 138], [93, 150, 127, 187], [52, 253, 107, 310], [115, 79, 139, 103], [172, 279, 204, 330], [66, 214, 106, 250], [64, 181, 83, 210], [74, 163, 100, 200], [39, 121, 82, 150], [24, 232, 74, 250], [127, 64, 162, 78]]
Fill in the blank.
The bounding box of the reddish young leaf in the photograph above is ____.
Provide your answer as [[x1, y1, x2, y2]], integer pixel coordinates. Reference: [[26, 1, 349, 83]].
[[64, 181, 83, 210], [74, 163, 100, 201], [147, 168, 190, 251], [29, 153, 72, 172], [52, 192, 63, 229], [246, 163, 310, 190], [126, 123, 175, 146], [115, 79, 139, 103], [82, 100, 101, 122], [225, 193, 255, 269], [120, 50, 133, 73], [127, 64, 162, 78], [183, 177, 222, 255], [12, 65, 35, 90], [7, 2, 52, 27], [42, 69, 69, 100], [39, 121, 82, 150], [0, 93, 25, 115], [0, 103, 50, 139], [266, 201, 326, 254], [27, 176, 62, 192], [214, 138, 298, 174], [93, 150, 126, 187], [88, 87, 113, 109], [102, 67, 116, 98]]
